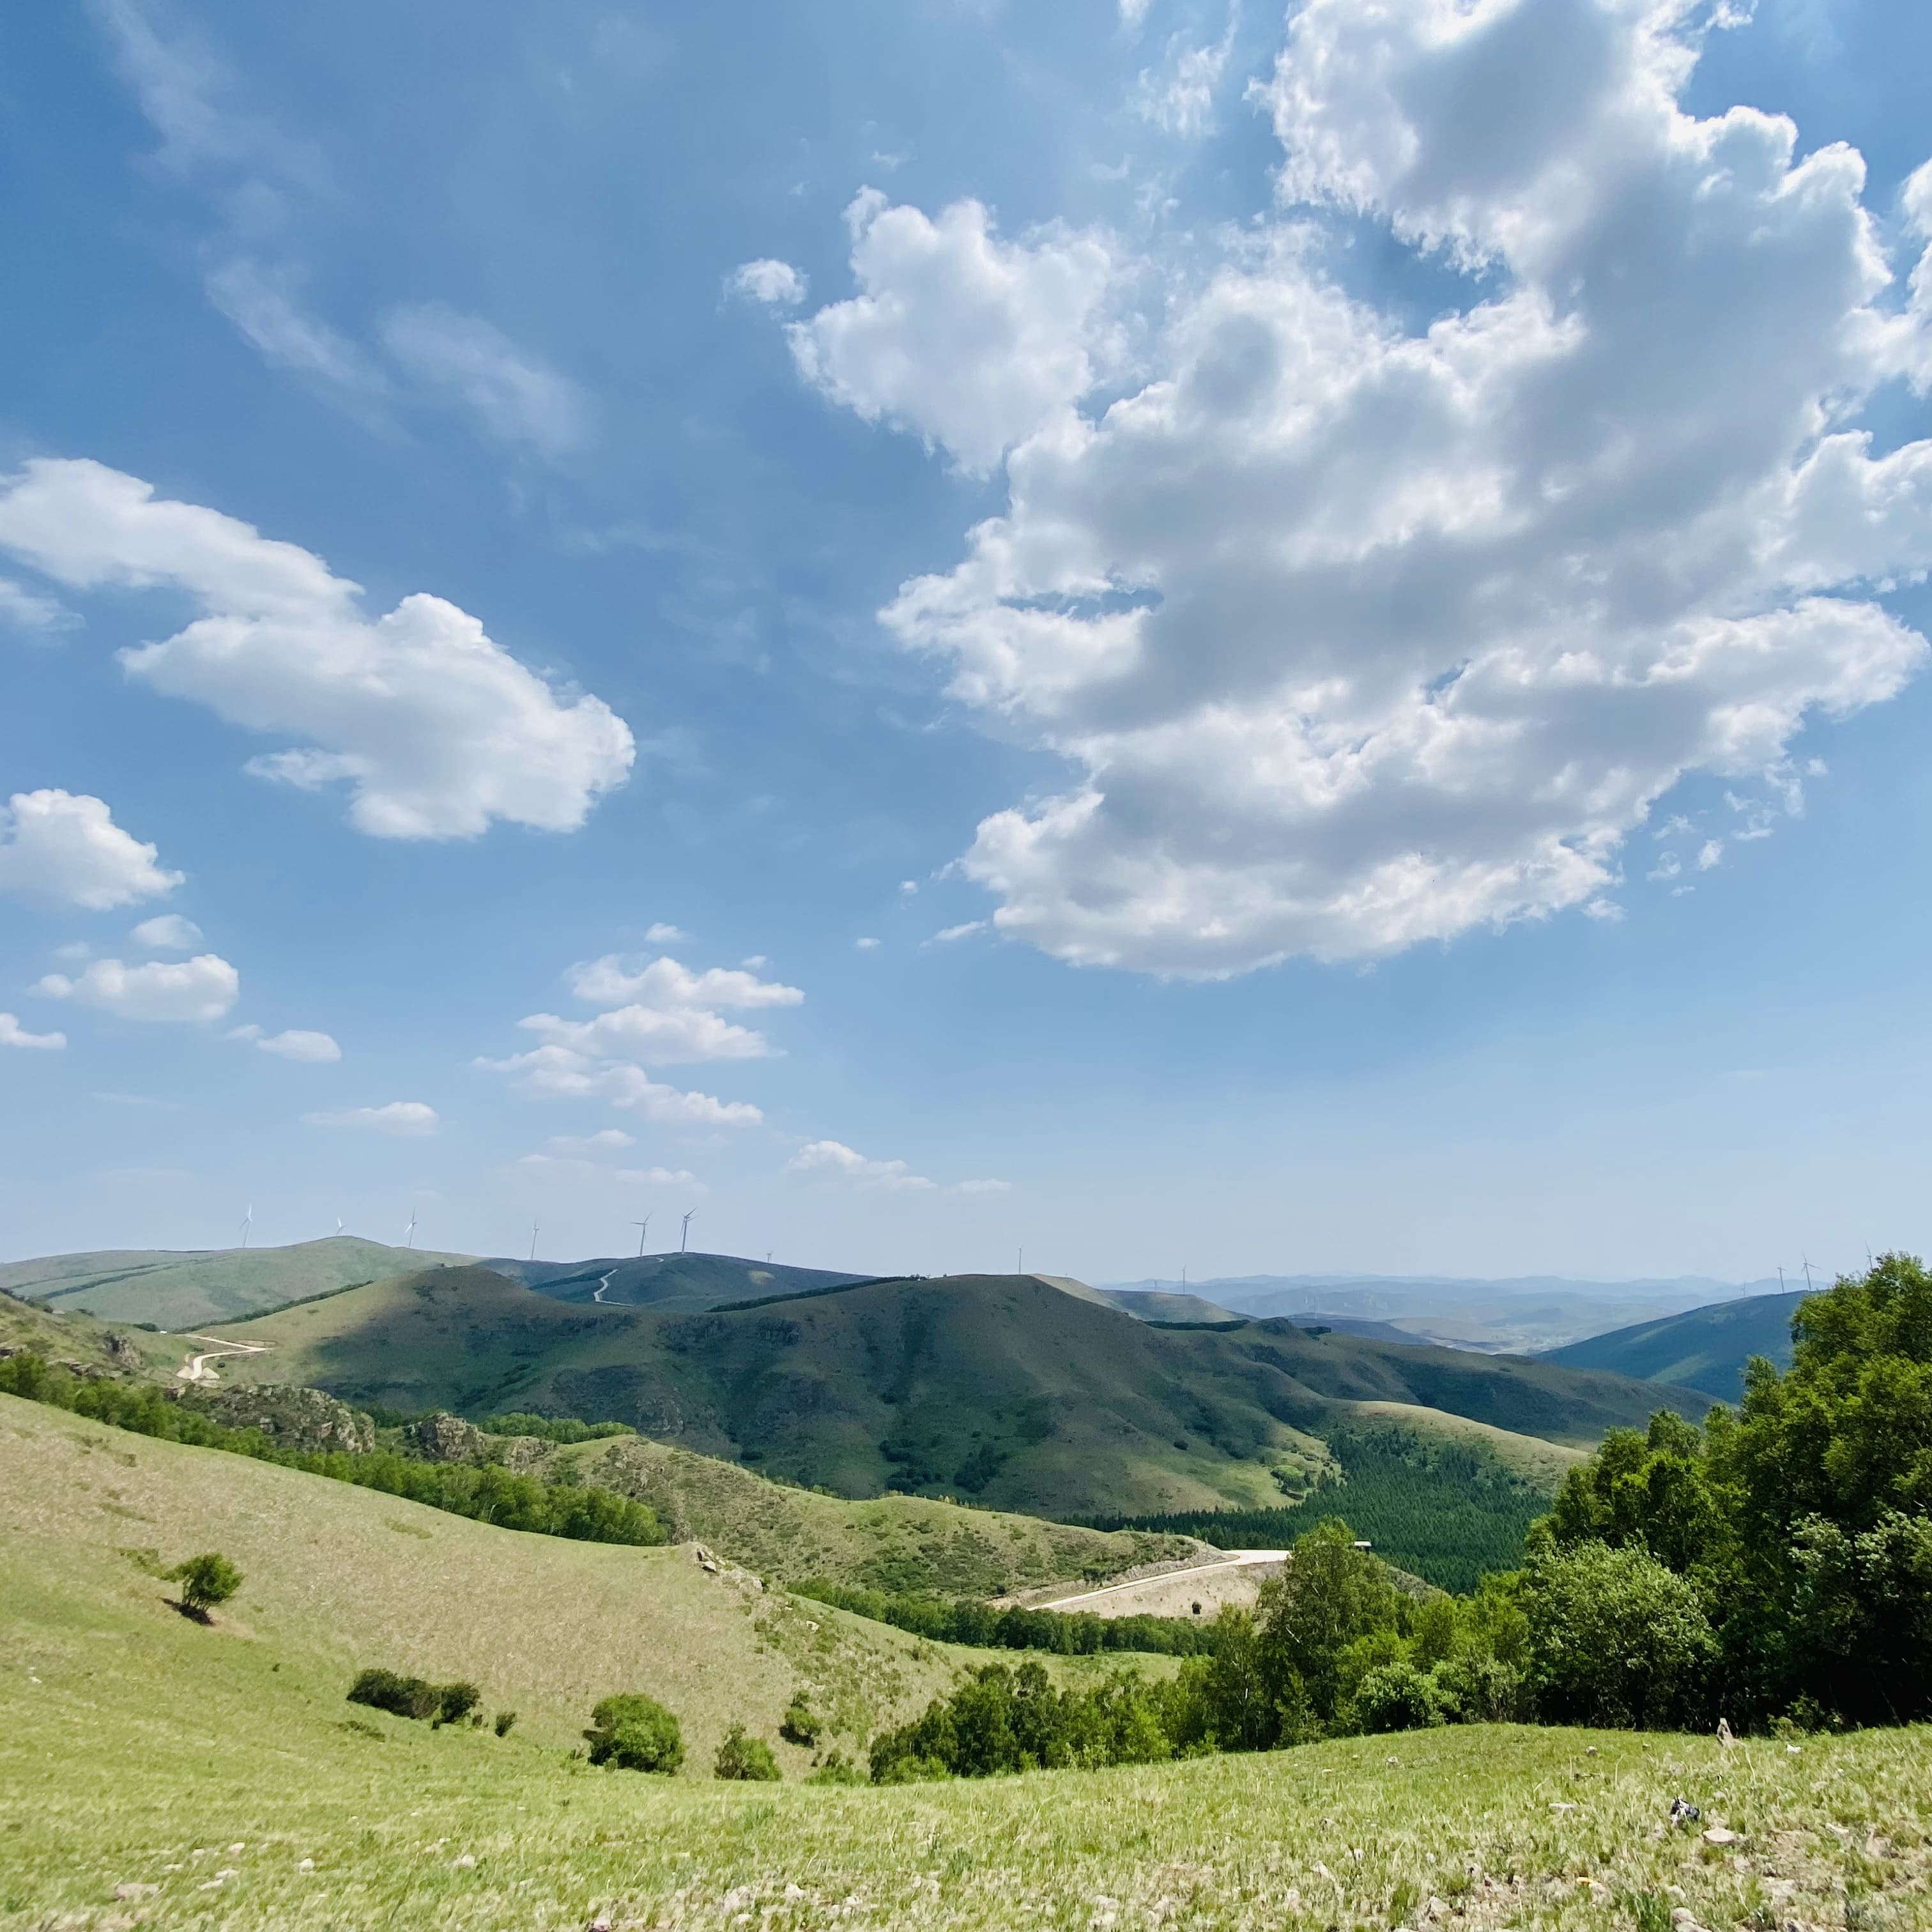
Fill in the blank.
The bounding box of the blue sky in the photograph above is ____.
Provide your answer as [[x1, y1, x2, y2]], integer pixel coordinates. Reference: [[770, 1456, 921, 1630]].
[[3, 0, 1931, 1283]]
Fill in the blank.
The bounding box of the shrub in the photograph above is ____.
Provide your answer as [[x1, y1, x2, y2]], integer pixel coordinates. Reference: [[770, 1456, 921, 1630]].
[[436, 1681, 482, 1726], [714, 1723, 781, 1781], [348, 1668, 442, 1722], [779, 1699, 820, 1747], [494, 1710, 518, 1737], [168, 1551, 243, 1615], [805, 1749, 866, 1785], [584, 1693, 684, 1774], [1353, 1660, 1448, 1733], [1521, 1540, 1715, 1728]]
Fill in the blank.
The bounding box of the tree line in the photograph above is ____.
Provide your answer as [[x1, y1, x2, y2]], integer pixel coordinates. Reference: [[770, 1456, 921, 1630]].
[[0, 1354, 666, 1547], [792, 1579, 1220, 1657]]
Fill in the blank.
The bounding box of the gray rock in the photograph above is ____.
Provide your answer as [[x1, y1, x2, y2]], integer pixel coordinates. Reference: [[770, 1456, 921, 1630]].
[[408, 1413, 490, 1462], [190, 1383, 376, 1455]]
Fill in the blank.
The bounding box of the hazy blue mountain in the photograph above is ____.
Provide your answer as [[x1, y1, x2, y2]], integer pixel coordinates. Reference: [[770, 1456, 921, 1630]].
[[1537, 1291, 1807, 1402]]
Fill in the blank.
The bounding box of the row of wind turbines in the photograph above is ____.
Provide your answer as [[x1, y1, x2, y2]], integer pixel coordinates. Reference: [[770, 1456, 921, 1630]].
[[237, 1205, 701, 1262]]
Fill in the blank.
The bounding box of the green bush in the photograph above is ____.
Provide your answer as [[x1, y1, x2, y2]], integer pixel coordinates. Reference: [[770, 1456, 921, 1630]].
[[804, 1749, 866, 1785], [584, 1693, 684, 1774], [779, 1699, 820, 1747], [346, 1668, 484, 1726], [1353, 1660, 1448, 1733], [714, 1723, 781, 1781], [167, 1551, 242, 1614], [493, 1710, 518, 1737], [1521, 1541, 1715, 1728]]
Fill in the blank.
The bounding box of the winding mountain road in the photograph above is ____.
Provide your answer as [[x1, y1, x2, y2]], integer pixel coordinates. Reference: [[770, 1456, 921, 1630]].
[[175, 1333, 271, 1385], [592, 1269, 617, 1303], [1040, 1549, 1289, 1614]]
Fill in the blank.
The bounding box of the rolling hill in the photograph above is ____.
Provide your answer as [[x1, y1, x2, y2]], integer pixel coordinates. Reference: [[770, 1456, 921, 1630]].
[[0, 1236, 474, 1329], [4, 1377, 1914, 1932], [1537, 1290, 1806, 1401], [213, 1267, 1699, 1521], [492, 1249, 873, 1310]]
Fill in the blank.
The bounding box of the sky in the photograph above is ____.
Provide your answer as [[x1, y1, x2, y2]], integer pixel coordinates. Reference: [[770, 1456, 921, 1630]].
[[3, 0, 1931, 1285]]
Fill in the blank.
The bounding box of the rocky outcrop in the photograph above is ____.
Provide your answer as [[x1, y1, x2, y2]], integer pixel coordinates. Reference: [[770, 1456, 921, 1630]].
[[406, 1411, 491, 1463], [189, 1383, 376, 1454]]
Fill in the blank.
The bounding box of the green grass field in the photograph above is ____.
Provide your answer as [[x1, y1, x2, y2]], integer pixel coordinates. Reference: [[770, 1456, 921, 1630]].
[[4, 1391, 1928, 1931]]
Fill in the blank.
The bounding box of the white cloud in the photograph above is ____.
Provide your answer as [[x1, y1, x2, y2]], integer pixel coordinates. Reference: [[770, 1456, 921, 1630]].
[[506, 954, 804, 1069], [931, 921, 988, 944], [227, 1024, 341, 1062], [0, 1012, 65, 1050], [1135, 15, 1237, 140], [547, 1129, 636, 1152], [728, 259, 809, 308], [516, 1152, 697, 1186], [303, 1100, 438, 1135], [786, 190, 1119, 475], [477, 1045, 763, 1126], [132, 913, 204, 951], [206, 259, 387, 397], [954, 1177, 1013, 1195], [740, 953, 769, 968], [567, 954, 804, 1011], [0, 790, 183, 909], [0, 460, 634, 840], [1120, 0, 1154, 25], [0, 576, 77, 634], [798, 0, 1932, 977], [787, 1138, 938, 1192], [645, 922, 689, 944], [35, 953, 239, 1022], [1696, 840, 1725, 871], [855, 935, 882, 949], [379, 303, 592, 459]]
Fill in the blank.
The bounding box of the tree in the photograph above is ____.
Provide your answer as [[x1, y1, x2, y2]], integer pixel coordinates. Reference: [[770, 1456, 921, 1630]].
[[713, 1723, 781, 1781], [779, 1699, 820, 1747], [1520, 1540, 1714, 1728], [168, 1552, 242, 1617], [1254, 1519, 1404, 1728], [584, 1693, 684, 1774]]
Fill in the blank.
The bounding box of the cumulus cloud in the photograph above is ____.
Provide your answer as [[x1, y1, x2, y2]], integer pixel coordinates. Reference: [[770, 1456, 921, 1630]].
[[783, 0, 1932, 977], [0, 460, 634, 840], [0, 1012, 65, 1050], [229, 1023, 341, 1062], [501, 953, 804, 1068], [477, 1045, 763, 1126], [786, 189, 1119, 475], [548, 1129, 636, 1152], [379, 303, 593, 459], [788, 1138, 937, 1192], [303, 1100, 438, 1135], [35, 953, 239, 1022], [645, 922, 688, 943], [728, 259, 809, 307], [132, 913, 203, 950], [0, 790, 183, 909]]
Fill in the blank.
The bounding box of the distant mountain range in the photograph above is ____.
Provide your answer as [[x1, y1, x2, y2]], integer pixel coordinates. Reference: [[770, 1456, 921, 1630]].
[[1104, 1272, 1786, 1354]]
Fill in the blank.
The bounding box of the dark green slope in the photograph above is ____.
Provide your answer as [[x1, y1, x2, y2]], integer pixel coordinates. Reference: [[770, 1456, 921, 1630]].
[[1538, 1291, 1805, 1401], [486, 1250, 870, 1310], [227, 1269, 1699, 1521]]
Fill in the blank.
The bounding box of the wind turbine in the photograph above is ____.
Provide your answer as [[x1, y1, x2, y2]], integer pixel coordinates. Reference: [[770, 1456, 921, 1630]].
[[529, 1218, 540, 1263], [404, 1211, 417, 1250], [335, 1216, 344, 1238], [632, 1215, 652, 1259], [680, 1208, 696, 1254], [240, 1204, 252, 1250]]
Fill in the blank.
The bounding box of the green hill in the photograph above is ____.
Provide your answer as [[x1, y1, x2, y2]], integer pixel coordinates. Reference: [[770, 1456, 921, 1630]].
[[1096, 1288, 1243, 1323], [493, 1249, 871, 1310], [0, 1393, 1919, 1932], [216, 1268, 1698, 1521], [0, 1236, 474, 1329], [1537, 1291, 1807, 1401]]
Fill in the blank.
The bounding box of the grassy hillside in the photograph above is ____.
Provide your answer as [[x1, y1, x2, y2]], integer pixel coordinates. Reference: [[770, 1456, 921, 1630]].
[[555, 1435, 1201, 1593], [0, 1457, 1921, 1932], [1098, 1288, 1242, 1322], [0, 1393, 1136, 1774], [0, 1288, 186, 1379], [0, 1236, 473, 1328], [1538, 1291, 1806, 1401], [492, 1250, 870, 1311], [218, 1268, 1698, 1521]]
